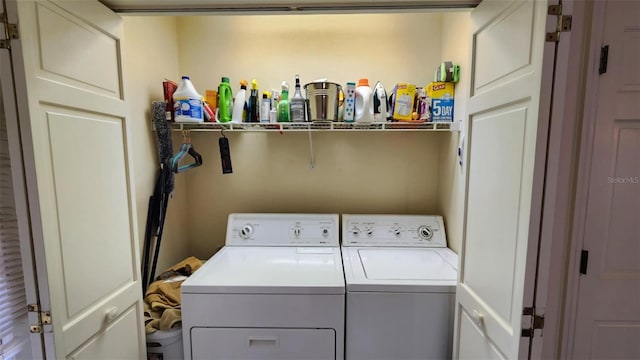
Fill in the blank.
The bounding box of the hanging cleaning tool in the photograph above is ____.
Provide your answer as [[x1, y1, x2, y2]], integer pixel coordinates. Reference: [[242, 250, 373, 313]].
[[232, 79, 248, 123], [142, 102, 175, 294], [173, 76, 204, 123], [278, 81, 290, 122], [217, 77, 233, 123], [290, 74, 306, 122], [247, 79, 260, 123], [143, 103, 206, 294]]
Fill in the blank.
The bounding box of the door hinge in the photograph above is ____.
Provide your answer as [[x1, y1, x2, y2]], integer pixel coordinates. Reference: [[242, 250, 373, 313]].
[[0, 12, 19, 49], [521, 307, 544, 338], [546, 5, 572, 42], [580, 249, 589, 275], [27, 304, 51, 333], [599, 45, 609, 75]]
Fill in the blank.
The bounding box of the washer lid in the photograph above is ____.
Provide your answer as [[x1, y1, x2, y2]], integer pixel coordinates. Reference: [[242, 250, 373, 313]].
[[181, 246, 345, 295], [342, 247, 458, 293]]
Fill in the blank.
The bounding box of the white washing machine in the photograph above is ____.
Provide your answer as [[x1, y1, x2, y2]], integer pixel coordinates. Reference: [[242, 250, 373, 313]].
[[341, 214, 458, 360], [181, 213, 345, 360]]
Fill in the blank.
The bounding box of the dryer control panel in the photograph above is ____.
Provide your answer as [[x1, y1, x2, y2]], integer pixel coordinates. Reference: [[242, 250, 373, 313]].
[[342, 214, 447, 247], [226, 213, 339, 247]]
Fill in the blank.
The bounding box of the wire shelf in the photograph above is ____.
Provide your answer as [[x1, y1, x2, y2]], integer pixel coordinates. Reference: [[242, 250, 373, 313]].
[[169, 121, 459, 132]]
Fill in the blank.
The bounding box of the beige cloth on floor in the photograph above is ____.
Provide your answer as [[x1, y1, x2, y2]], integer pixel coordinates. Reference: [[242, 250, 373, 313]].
[[144, 256, 203, 334]]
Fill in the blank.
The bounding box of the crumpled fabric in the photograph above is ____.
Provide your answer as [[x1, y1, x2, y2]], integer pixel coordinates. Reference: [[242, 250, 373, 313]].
[[143, 256, 203, 334]]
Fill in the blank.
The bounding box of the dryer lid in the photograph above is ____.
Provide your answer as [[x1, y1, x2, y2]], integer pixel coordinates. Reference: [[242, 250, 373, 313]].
[[181, 246, 345, 295]]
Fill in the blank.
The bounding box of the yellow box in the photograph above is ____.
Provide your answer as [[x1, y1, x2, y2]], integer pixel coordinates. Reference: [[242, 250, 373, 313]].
[[426, 82, 454, 122], [205, 90, 218, 109], [392, 83, 417, 121]]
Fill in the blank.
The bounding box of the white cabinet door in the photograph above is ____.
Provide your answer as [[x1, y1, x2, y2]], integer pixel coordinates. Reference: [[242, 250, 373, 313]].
[[569, 1, 640, 358], [6, 0, 145, 358], [454, 0, 551, 358]]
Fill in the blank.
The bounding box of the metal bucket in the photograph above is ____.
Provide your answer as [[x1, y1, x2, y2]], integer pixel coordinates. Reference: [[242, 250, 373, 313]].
[[304, 81, 343, 121]]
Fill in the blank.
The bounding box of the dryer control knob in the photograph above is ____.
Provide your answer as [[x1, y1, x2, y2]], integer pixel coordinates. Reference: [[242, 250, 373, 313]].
[[417, 225, 433, 240], [351, 227, 360, 236], [394, 228, 402, 237], [322, 228, 329, 237], [293, 228, 301, 237], [366, 228, 374, 237], [240, 225, 253, 239]]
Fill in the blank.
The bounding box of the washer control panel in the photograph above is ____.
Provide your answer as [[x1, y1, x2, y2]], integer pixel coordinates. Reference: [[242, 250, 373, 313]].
[[227, 213, 339, 246], [342, 214, 447, 247]]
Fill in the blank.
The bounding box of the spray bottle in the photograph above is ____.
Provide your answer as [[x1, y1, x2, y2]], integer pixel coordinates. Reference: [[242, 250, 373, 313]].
[[290, 74, 306, 122], [277, 81, 290, 122]]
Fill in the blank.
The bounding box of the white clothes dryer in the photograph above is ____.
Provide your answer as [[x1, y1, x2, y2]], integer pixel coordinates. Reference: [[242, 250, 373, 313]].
[[181, 213, 344, 360], [341, 214, 458, 360]]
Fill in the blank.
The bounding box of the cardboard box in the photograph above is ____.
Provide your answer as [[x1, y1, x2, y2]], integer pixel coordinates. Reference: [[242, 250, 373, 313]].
[[392, 83, 417, 121], [427, 82, 454, 122]]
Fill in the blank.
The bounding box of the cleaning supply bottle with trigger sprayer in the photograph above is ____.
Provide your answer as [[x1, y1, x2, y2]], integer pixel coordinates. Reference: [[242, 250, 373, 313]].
[[277, 81, 290, 122], [290, 74, 306, 122]]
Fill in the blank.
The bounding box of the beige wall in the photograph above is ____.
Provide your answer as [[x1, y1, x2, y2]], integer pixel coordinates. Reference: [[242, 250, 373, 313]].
[[123, 16, 190, 272], [176, 13, 443, 99], [186, 131, 443, 257], [437, 11, 470, 254], [171, 13, 455, 258]]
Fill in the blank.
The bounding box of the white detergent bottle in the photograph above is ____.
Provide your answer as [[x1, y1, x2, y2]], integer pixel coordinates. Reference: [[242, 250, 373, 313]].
[[173, 76, 203, 123], [355, 78, 374, 123], [232, 79, 248, 123]]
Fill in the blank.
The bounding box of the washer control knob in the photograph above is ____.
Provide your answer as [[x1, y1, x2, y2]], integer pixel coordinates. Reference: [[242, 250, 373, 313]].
[[417, 225, 433, 240], [322, 228, 329, 237], [240, 225, 253, 239], [366, 228, 374, 237], [351, 227, 360, 236], [394, 228, 402, 237], [293, 228, 301, 237]]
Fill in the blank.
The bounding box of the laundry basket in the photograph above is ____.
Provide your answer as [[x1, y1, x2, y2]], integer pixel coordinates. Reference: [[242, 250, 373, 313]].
[[146, 326, 183, 360]]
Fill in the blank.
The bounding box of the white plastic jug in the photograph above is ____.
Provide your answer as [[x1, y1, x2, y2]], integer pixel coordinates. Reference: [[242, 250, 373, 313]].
[[232, 80, 248, 123], [355, 78, 374, 123], [173, 76, 203, 123]]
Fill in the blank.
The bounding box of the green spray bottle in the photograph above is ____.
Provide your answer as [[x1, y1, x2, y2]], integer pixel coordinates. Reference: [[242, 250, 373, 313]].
[[217, 77, 233, 123], [277, 81, 290, 123]]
